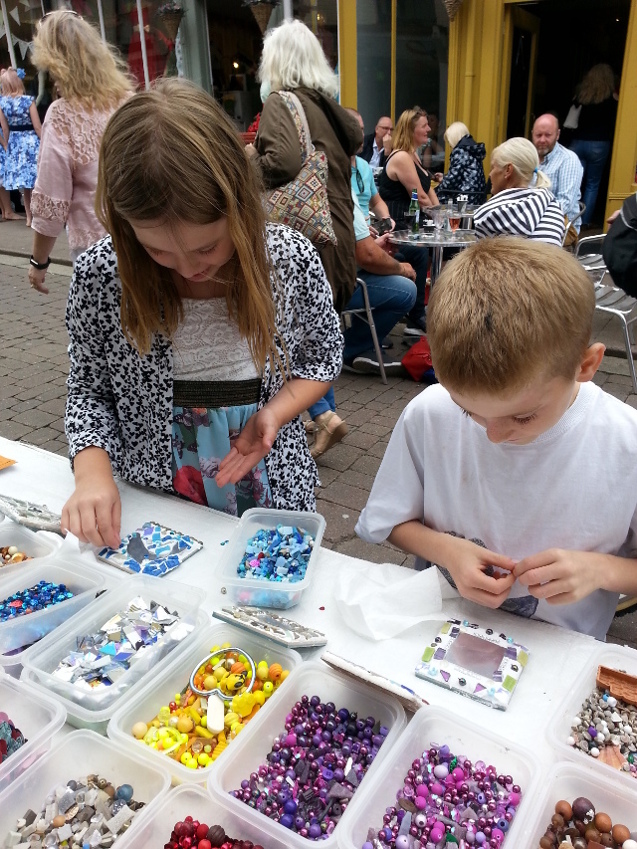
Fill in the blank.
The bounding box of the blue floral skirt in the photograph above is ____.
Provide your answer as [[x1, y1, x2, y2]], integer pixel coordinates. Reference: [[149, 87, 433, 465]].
[[171, 402, 273, 517]]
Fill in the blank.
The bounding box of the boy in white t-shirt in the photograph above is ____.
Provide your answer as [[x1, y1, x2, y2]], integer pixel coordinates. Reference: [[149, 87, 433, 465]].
[[356, 237, 637, 639]]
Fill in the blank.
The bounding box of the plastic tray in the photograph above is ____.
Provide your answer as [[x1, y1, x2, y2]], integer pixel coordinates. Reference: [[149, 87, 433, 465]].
[[20, 576, 210, 732], [0, 556, 105, 657], [0, 522, 61, 578], [546, 643, 637, 791], [338, 705, 542, 849], [116, 782, 293, 849], [208, 661, 406, 849], [220, 508, 325, 609], [0, 669, 66, 794], [107, 621, 303, 784], [0, 729, 171, 844], [526, 761, 637, 849]]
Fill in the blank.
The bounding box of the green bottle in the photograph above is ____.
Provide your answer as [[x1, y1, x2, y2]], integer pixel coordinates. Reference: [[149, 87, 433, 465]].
[[408, 189, 420, 234]]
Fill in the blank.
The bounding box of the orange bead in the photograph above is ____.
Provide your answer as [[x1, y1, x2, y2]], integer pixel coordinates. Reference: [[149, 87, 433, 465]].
[[269, 663, 283, 682], [231, 661, 246, 675]]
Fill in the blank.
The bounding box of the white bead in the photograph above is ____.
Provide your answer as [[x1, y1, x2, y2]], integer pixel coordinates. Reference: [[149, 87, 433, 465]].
[[611, 711, 622, 722], [571, 716, 581, 728], [623, 724, 633, 733], [566, 735, 575, 746], [590, 747, 600, 757], [607, 696, 618, 707], [621, 841, 637, 849]]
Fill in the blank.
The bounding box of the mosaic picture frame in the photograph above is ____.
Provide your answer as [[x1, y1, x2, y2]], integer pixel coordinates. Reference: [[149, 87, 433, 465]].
[[97, 522, 203, 576], [415, 618, 529, 710]]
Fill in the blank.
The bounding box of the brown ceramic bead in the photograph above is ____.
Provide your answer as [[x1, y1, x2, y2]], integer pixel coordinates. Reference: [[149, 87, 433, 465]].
[[52, 816, 65, 828], [594, 813, 613, 834], [555, 800, 573, 820], [612, 824, 631, 844], [566, 827, 581, 840], [599, 836, 614, 848], [104, 785, 116, 798], [552, 814, 565, 829], [585, 827, 602, 843], [540, 836, 555, 849]]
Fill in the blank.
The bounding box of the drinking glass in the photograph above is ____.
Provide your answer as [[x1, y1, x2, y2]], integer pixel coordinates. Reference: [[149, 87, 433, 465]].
[[432, 207, 444, 233], [447, 207, 462, 239]]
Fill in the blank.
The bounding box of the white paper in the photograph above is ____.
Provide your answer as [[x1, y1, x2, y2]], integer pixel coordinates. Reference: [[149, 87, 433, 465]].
[[333, 562, 456, 641]]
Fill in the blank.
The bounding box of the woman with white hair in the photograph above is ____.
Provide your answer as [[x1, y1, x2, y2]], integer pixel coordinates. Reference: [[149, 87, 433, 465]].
[[248, 19, 362, 460], [473, 137, 565, 246], [435, 121, 487, 205]]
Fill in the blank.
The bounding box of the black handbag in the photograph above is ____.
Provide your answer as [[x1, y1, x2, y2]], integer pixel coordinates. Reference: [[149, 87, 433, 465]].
[[603, 193, 637, 298]]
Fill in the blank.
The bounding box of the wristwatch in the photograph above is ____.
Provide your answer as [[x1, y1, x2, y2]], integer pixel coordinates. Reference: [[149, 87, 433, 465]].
[[29, 255, 51, 270]]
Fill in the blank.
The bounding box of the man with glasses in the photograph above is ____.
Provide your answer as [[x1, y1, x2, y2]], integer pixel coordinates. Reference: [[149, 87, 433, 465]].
[[361, 115, 393, 168]]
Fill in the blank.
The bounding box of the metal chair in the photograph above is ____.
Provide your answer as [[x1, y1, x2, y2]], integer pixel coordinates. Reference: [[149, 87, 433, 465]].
[[561, 201, 587, 248], [575, 233, 607, 285], [593, 269, 637, 394], [341, 277, 387, 384]]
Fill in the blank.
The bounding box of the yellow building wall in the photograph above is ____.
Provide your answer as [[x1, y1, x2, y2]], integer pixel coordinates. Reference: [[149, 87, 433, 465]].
[[447, 0, 637, 225]]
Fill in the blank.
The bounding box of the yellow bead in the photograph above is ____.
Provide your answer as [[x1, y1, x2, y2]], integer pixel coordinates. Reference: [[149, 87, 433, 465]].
[[180, 753, 189, 764], [253, 690, 265, 706], [201, 715, 207, 728], [280, 669, 289, 682], [256, 661, 269, 681], [263, 681, 274, 697], [175, 693, 181, 703], [204, 744, 212, 753], [198, 753, 210, 766], [187, 759, 198, 769]]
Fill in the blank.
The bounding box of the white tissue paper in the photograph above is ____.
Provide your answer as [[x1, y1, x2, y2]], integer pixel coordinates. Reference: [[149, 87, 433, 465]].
[[333, 562, 457, 641]]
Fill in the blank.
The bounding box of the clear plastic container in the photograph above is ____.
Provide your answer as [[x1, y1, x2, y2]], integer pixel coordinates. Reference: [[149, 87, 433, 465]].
[[0, 557, 105, 657], [116, 780, 292, 849], [546, 643, 637, 791], [219, 508, 326, 609], [338, 705, 542, 849], [0, 522, 61, 578], [0, 669, 66, 794], [19, 576, 210, 732], [0, 729, 171, 844], [527, 761, 637, 849], [208, 661, 407, 849], [107, 621, 303, 784]]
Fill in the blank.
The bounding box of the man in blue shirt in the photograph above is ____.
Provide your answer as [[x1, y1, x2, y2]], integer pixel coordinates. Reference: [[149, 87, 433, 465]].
[[532, 114, 583, 233]]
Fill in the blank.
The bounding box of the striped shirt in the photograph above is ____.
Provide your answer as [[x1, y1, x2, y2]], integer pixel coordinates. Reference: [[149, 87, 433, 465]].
[[474, 187, 566, 246]]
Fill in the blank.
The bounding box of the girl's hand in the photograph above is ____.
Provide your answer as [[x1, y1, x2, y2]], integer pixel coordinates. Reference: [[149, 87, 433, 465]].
[[216, 407, 279, 486], [62, 474, 121, 549], [514, 549, 603, 605]]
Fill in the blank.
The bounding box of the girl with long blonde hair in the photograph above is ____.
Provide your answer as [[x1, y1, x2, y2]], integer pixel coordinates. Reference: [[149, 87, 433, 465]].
[[61, 79, 343, 547], [0, 68, 41, 224], [28, 10, 134, 292]]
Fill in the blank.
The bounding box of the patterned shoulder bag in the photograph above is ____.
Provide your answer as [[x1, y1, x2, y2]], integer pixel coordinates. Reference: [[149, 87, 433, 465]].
[[263, 91, 338, 247]]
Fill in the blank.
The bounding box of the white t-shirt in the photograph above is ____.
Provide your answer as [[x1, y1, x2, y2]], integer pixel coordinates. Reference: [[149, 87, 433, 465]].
[[356, 382, 637, 639]]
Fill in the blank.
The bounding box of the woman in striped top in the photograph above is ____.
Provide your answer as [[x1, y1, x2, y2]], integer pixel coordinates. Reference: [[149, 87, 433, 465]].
[[474, 137, 565, 246]]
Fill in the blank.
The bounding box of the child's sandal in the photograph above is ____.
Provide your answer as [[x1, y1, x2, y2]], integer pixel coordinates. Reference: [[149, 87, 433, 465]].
[[310, 411, 348, 459]]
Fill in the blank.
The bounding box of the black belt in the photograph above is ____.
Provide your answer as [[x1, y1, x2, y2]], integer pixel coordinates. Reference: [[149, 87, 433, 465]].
[[173, 378, 261, 408], [9, 125, 33, 132]]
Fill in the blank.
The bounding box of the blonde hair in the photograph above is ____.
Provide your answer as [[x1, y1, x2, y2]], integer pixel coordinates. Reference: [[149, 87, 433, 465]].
[[491, 137, 551, 189], [444, 121, 469, 149], [0, 68, 25, 96], [392, 107, 426, 153], [32, 11, 133, 109], [259, 20, 338, 99], [577, 63, 615, 105], [97, 78, 281, 374], [428, 238, 595, 393]]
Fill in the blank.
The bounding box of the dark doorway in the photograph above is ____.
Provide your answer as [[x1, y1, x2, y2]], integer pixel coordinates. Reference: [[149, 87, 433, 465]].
[[518, 0, 629, 225]]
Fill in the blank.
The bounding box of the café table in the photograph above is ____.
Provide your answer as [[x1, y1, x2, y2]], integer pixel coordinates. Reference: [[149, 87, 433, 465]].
[[389, 228, 477, 288]]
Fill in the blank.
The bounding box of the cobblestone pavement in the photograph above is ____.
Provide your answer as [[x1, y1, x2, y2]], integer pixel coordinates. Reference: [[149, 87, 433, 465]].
[[0, 219, 635, 647]]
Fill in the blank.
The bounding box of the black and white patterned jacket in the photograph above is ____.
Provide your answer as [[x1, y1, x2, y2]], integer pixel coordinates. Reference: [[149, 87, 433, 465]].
[[65, 224, 343, 511]]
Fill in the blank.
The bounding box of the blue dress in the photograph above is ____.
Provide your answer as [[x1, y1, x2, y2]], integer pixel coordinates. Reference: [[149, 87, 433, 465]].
[[0, 95, 39, 190]]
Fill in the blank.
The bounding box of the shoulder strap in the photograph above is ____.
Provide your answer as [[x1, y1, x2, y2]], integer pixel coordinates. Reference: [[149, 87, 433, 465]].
[[277, 90, 313, 162]]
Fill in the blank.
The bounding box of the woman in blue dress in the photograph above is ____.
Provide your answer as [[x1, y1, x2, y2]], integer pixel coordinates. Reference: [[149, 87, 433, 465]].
[[0, 68, 42, 226]]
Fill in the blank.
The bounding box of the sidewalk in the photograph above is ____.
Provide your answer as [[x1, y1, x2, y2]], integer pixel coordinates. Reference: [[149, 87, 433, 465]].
[[0, 220, 635, 648]]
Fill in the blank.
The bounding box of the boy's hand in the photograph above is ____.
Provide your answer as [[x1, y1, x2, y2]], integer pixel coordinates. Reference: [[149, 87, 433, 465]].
[[444, 537, 517, 608], [514, 549, 603, 604]]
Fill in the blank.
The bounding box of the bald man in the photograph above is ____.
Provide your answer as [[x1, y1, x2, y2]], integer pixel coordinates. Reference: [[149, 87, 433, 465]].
[[532, 113, 583, 232], [361, 115, 393, 168]]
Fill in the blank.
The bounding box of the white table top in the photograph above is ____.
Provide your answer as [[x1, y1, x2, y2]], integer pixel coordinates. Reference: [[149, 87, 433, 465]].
[[0, 436, 627, 779]]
